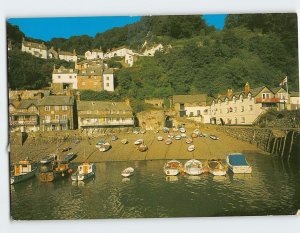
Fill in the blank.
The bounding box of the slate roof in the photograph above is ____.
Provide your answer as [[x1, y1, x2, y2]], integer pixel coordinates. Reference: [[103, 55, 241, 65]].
[[22, 40, 47, 50], [103, 68, 114, 75], [9, 90, 50, 100], [59, 51, 76, 56], [18, 99, 39, 109], [173, 94, 208, 104], [77, 101, 132, 112], [53, 66, 78, 74], [38, 96, 74, 106]]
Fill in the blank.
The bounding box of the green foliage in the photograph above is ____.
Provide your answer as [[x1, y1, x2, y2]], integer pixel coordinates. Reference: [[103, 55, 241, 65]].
[[79, 90, 122, 101], [6, 22, 24, 49]]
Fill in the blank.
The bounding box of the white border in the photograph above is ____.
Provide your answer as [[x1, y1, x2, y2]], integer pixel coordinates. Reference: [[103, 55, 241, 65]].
[[1, 0, 300, 233]]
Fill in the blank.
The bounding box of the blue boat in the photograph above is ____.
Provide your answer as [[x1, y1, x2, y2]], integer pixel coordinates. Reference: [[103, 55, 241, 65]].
[[226, 153, 252, 174]]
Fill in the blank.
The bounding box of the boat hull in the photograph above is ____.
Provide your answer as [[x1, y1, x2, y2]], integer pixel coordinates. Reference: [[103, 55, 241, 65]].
[[228, 165, 252, 174], [72, 172, 95, 181], [185, 168, 203, 176], [10, 168, 37, 185], [164, 168, 179, 176], [209, 170, 227, 176]]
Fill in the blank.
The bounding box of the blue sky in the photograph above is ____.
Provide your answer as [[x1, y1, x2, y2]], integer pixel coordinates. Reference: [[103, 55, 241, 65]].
[[8, 15, 226, 41]]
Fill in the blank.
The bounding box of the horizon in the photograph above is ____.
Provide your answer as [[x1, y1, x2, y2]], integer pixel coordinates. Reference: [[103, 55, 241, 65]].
[[7, 15, 226, 41]]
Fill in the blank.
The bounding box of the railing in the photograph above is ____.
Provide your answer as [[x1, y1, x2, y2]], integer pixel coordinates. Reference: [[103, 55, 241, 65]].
[[256, 98, 280, 103], [43, 119, 68, 124], [81, 120, 134, 127], [10, 120, 38, 126]]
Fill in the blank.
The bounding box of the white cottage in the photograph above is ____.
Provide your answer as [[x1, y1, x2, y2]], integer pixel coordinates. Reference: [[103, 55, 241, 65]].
[[52, 65, 78, 89], [21, 38, 47, 59]]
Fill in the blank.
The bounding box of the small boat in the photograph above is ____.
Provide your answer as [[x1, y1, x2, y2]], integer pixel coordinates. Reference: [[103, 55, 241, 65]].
[[175, 135, 181, 140], [179, 127, 186, 133], [210, 135, 219, 140], [140, 129, 146, 134], [99, 142, 111, 152], [121, 167, 134, 177], [163, 127, 169, 133], [187, 145, 195, 152], [207, 159, 227, 176], [226, 153, 252, 174], [138, 144, 148, 152], [165, 139, 172, 145], [134, 139, 143, 145], [61, 147, 72, 152], [172, 127, 178, 132], [10, 159, 38, 185], [185, 138, 193, 144], [181, 133, 187, 138], [62, 152, 77, 163], [52, 161, 73, 179], [184, 159, 203, 175], [168, 133, 174, 138], [95, 139, 105, 148], [73, 139, 80, 144], [39, 161, 72, 182], [112, 135, 118, 141], [202, 133, 209, 138], [193, 129, 200, 135], [191, 133, 198, 138], [121, 139, 128, 144], [157, 136, 164, 141], [71, 162, 96, 181], [164, 160, 183, 176], [40, 154, 57, 164], [133, 129, 139, 134]]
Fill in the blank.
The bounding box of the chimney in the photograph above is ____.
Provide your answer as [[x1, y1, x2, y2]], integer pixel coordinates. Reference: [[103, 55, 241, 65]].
[[245, 82, 250, 94], [227, 88, 233, 97], [36, 92, 44, 100], [77, 92, 81, 101], [17, 94, 21, 101]]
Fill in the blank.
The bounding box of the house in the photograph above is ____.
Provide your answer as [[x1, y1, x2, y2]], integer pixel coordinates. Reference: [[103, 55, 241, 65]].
[[104, 46, 134, 59], [76, 59, 104, 71], [210, 83, 280, 125], [21, 38, 47, 59], [124, 53, 134, 67], [271, 87, 289, 110], [142, 43, 163, 56], [38, 96, 75, 131], [77, 66, 104, 91], [52, 65, 78, 92], [172, 94, 212, 124], [289, 92, 300, 110], [58, 49, 77, 62], [77, 100, 134, 130], [85, 48, 104, 60], [48, 47, 58, 59], [102, 68, 114, 92], [9, 90, 50, 100]]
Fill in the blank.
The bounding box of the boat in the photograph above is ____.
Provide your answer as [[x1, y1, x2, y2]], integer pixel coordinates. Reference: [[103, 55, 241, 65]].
[[179, 127, 186, 133], [95, 139, 105, 148], [140, 129, 146, 134], [138, 144, 148, 152], [168, 133, 174, 138], [210, 135, 219, 140], [133, 130, 139, 134], [162, 127, 169, 133], [191, 133, 198, 138], [187, 145, 195, 152], [71, 162, 96, 181], [165, 139, 172, 145], [121, 167, 134, 177], [121, 139, 128, 144], [184, 159, 203, 175], [185, 138, 193, 144], [226, 153, 252, 174], [202, 133, 209, 138], [172, 127, 178, 132], [164, 160, 183, 176], [112, 135, 118, 141], [134, 139, 143, 145], [181, 133, 187, 138], [62, 152, 77, 163], [38, 161, 72, 182], [207, 159, 227, 176], [10, 159, 38, 185], [175, 135, 181, 140], [61, 147, 72, 152], [99, 142, 111, 152], [40, 154, 57, 164], [193, 129, 200, 135], [157, 136, 164, 141]]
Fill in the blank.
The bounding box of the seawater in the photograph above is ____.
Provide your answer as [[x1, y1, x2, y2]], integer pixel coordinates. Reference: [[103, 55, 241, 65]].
[[10, 153, 300, 219]]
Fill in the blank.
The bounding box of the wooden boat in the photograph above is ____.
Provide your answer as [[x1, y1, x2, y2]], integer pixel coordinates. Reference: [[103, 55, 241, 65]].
[[210, 135, 219, 140], [95, 139, 105, 148], [121, 167, 134, 177], [165, 139, 172, 145], [175, 135, 181, 140], [112, 135, 118, 141], [207, 159, 227, 176], [179, 127, 186, 133], [157, 136, 164, 141], [40, 154, 57, 164], [226, 153, 252, 174], [99, 142, 111, 152], [121, 139, 128, 144], [62, 152, 77, 163], [138, 144, 148, 152], [38, 161, 72, 182], [134, 139, 143, 145], [184, 159, 203, 175], [185, 138, 193, 144], [191, 133, 198, 138], [71, 162, 96, 181], [187, 145, 195, 152], [10, 159, 38, 185], [164, 160, 182, 176]]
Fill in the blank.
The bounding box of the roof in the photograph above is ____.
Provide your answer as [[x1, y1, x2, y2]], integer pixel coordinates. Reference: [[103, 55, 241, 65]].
[[173, 94, 208, 104], [290, 91, 299, 97], [77, 101, 132, 112], [9, 90, 50, 100], [92, 48, 102, 52], [22, 40, 47, 50], [18, 99, 39, 109], [59, 51, 76, 56], [53, 66, 78, 74], [78, 67, 103, 76], [77, 58, 104, 65], [38, 96, 74, 106], [110, 46, 128, 52], [103, 68, 114, 75]]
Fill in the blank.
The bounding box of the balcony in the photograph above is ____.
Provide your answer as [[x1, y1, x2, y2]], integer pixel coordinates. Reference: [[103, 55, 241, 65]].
[[256, 98, 280, 103], [10, 120, 38, 126], [43, 119, 69, 125], [81, 120, 134, 127]]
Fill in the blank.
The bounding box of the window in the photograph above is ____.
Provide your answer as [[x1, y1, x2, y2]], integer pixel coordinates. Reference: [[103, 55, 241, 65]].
[[54, 106, 59, 111], [55, 115, 59, 120], [45, 115, 50, 122], [106, 76, 109, 81], [262, 93, 270, 99], [106, 83, 109, 87], [69, 76, 72, 79], [58, 75, 61, 79], [45, 106, 50, 111], [241, 106, 244, 112], [241, 117, 245, 123], [62, 115, 67, 120], [249, 105, 253, 111], [62, 106, 68, 111]]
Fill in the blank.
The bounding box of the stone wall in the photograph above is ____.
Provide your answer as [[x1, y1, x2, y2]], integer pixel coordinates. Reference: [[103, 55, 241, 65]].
[[136, 110, 166, 130]]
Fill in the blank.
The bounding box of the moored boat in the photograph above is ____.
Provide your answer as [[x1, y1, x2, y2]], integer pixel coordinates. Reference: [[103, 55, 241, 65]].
[[181, 133, 187, 138], [38, 161, 72, 182], [191, 133, 198, 138], [95, 139, 105, 148], [193, 129, 200, 135], [226, 153, 252, 174], [10, 159, 38, 185], [179, 127, 186, 133], [134, 139, 143, 145], [62, 152, 77, 163], [138, 144, 148, 152], [112, 135, 118, 141], [185, 138, 193, 144], [210, 135, 219, 140], [140, 129, 146, 134], [121, 139, 128, 144], [175, 135, 181, 140], [71, 162, 96, 181], [121, 167, 134, 177], [163, 160, 182, 176], [187, 145, 195, 152], [163, 127, 169, 133], [165, 139, 172, 145], [184, 159, 203, 175], [207, 159, 227, 176], [99, 142, 111, 152], [157, 136, 164, 141], [40, 154, 56, 164]]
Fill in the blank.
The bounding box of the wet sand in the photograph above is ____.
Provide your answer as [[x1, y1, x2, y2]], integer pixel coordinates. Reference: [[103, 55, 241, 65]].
[[9, 127, 264, 163]]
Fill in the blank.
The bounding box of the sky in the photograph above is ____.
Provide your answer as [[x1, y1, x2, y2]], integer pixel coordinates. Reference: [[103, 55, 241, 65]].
[[8, 15, 226, 41]]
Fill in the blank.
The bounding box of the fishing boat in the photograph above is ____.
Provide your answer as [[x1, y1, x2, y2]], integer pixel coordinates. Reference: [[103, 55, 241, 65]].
[[165, 139, 172, 145], [121, 167, 134, 177], [164, 160, 183, 176], [186, 138, 193, 144], [134, 139, 143, 145], [99, 142, 111, 152], [184, 159, 203, 175], [210, 135, 219, 140], [226, 153, 252, 174], [121, 139, 128, 144], [179, 127, 186, 133], [10, 159, 38, 185], [138, 144, 148, 152], [112, 135, 118, 141], [71, 162, 96, 181], [52, 161, 73, 179], [62, 152, 77, 163], [187, 145, 195, 152], [38, 161, 72, 182], [175, 135, 181, 140], [40, 154, 57, 164], [207, 159, 227, 176], [157, 136, 164, 141], [95, 139, 105, 148]]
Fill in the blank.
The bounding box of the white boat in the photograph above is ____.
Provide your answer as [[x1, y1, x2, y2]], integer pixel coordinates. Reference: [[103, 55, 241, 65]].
[[226, 153, 252, 174], [10, 159, 38, 184], [181, 133, 187, 138], [193, 129, 200, 135], [99, 142, 111, 152], [157, 136, 164, 141], [179, 128, 186, 133], [163, 160, 183, 176], [168, 133, 174, 138], [186, 138, 193, 144], [175, 135, 181, 140], [210, 135, 219, 140], [71, 162, 96, 181], [95, 139, 105, 148], [184, 159, 203, 175], [121, 167, 134, 177], [112, 135, 118, 141], [134, 139, 143, 145], [165, 139, 172, 145], [121, 139, 128, 144], [187, 145, 195, 152], [138, 144, 148, 152], [207, 159, 227, 176], [140, 129, 146, 134], [40, 154, 57, 164]]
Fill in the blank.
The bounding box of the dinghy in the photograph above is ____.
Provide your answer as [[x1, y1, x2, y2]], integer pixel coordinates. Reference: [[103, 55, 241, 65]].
[[181, 133, 187, 138], [121, 167, 134, 177], [10, 159, 38, 185], [95, 139, 105, 148], [121, 139, 128, 144], [185, 138, 193, 144], [207, 159, 227, 176], [62, 152, 77, 163], [164, 160, 183, 176], [40, 154, 57, 164], [134, 139, 143, 145], [99, 142, 111, 152], [179, 127, 186, 133], [210, 135, 219, 140], [112, 135, 118, 141], [140, 129, 146, 134], [157, 136, 164, 141], [138, 144, 148, 152], [184, 159, 203, 175], [71, 162, 96, 181], [165, 139, 172, 145], [191, 133, 198, 138], [175, 135, 181, 140], [187, 145, 195, 152], [226, 153, 252, 174]]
